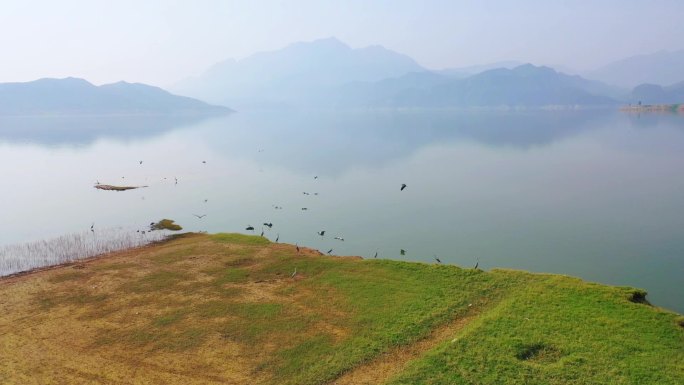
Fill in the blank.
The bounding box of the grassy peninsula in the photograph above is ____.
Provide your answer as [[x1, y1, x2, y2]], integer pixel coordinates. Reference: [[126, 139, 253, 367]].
[[0, 233, 682, 384]]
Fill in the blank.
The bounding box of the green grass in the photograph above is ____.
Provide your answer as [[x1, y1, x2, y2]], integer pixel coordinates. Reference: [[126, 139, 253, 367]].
[[2, 233, 682, 385], [386, 273, 684, 385], [211, 233, 271, 245]]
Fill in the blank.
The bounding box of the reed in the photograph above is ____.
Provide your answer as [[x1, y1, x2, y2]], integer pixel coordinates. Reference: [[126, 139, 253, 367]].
[[0, 228, 168, 276]]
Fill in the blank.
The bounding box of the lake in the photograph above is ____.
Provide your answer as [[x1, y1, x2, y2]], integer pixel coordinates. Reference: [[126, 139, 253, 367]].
[[1, 109, 682, 312]]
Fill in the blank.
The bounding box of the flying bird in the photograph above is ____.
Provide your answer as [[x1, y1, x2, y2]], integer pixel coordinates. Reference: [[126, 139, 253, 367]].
[[175, 177, 178, 185], [301, 207, 308, 211], [314, 176, 318, 179], [90, 223, 94, 232], [327, 249, 333, 255], [434, 255, 442, 264], [204, 199, 208, 203], [317, 230, 325, 237], [400, 249, 406, 256], [373, 251, 378, 259], [263, 222, 273, 228], [401, 183, 407, 191], [202, 160, 207, 164], [296, 243, 300, 253], [303, 192, 310, 195], [193, 214, 206, 219], [474, 258, 480, 270], [260, 229, 264, 237], [275, 234, 279, 243], [334, 237, 344, 241], [139, 160, 143, 165], [245, 225, 255, 231]]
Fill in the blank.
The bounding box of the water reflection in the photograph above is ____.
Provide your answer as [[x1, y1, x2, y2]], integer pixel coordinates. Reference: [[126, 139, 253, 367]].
[[0, 109, 682, 313], [0, 114, 223, 146]]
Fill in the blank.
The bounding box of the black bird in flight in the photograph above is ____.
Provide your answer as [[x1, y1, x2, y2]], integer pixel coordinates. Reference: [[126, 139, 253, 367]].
[[260, 229, 264, 237], [296, 243, 300, 253], [202, 160, 207, 164], [275, 234, 279, 243], [317, 230, 325, 237], [303, 192, 310, 195], [400, 249, 406, 256], [401, 183, 407, 191], [301, 207, 308, 211], [334, 236, 344, 241], [90, 223, 94, 232], [245, 225, 255, 231], [434, 255, 442, 264], [314, 176, 318, 179], [204, 199, 208, 203], [373, 251, 378, 259], [193, 214, 206, 219], [139, 160, 143, 165], [327, 249, 333, 255], [263, 222, 273, 228], [474, 258, 480, 270]]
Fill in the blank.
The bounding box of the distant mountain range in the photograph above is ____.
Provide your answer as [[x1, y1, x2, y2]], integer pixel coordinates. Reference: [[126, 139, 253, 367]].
[[0, 77, 232, 116], [325, 64, 620, 108], [5, 38, 683, 114], [584, 50, 684, 88], [174, 37, 425, 109], [174, 38, 632, 109]]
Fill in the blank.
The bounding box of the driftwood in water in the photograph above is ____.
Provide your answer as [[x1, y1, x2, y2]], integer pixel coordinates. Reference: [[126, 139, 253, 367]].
[[94, 184, 147, 191]]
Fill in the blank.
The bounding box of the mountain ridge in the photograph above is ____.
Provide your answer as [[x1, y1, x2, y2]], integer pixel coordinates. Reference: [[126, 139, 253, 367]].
[[0, 77, 232, 116]]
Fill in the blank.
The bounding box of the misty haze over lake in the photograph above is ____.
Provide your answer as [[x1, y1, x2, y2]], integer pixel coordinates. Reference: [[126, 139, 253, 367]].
[[1, 110, 682, 312]]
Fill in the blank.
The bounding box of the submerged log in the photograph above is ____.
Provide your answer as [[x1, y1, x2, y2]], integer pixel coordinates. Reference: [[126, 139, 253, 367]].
[[94, 184, 147, 191]]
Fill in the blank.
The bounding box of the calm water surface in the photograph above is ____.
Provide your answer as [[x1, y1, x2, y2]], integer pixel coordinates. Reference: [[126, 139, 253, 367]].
[[1, 110, 683, 312]]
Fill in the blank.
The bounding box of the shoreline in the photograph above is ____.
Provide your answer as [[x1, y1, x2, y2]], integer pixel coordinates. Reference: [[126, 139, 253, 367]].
[[620, 103, 683, 113], [2, 231, 679, 314]]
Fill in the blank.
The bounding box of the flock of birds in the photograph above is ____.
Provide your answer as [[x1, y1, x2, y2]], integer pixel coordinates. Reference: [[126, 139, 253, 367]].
[[94, 158, 480, 270]]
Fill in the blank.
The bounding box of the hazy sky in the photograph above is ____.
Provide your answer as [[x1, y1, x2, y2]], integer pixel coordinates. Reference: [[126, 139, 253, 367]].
[[1, 0, 683, 86]]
